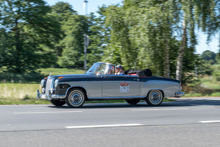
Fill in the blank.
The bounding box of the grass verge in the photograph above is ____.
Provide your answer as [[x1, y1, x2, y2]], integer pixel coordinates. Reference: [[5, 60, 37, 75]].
[[0, 83, 39, 99], [39, 68, 84, 76], [0, 98, 50, 105]]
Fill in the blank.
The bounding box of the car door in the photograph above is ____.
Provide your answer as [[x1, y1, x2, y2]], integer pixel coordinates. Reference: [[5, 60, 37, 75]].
[[102, 75, 141, 98]]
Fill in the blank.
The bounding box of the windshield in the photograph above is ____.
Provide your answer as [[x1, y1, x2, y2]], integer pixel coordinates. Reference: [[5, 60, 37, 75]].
[[86, 63, 108, 75]]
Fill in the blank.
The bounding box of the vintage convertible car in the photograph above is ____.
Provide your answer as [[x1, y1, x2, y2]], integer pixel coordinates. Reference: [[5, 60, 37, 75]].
[[37, 62, 184, 108]]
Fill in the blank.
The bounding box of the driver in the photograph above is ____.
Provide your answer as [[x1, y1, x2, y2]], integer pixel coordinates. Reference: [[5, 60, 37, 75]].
[[115, 65, 124, 75]]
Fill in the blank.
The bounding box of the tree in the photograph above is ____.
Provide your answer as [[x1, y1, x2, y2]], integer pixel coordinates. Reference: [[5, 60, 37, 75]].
[[176, 0, 220, 80], [104, 0, 220, 80], [50, 2, 77, 57], [0, 0, 61, 73], [0, 28, 12, 72], [58, 15, 87, 68], [201, 50, 216, 64], [104, 0, 180, 77]]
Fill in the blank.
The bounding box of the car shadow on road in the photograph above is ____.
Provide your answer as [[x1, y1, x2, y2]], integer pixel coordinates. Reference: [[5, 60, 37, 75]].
[[47, 98, 220, 109]]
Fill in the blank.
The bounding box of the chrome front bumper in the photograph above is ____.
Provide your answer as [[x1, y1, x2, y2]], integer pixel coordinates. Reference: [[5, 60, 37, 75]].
[[37, 89, 65, 100], [175, 92, 185, 97]]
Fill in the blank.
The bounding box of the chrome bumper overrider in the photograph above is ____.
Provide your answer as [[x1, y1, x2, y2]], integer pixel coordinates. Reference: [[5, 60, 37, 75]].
[[37, 89, 65, 100], [175, 92, 185, 97]]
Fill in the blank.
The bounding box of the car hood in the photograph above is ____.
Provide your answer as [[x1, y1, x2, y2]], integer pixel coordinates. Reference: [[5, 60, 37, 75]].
[[48, 74, 98, 82]]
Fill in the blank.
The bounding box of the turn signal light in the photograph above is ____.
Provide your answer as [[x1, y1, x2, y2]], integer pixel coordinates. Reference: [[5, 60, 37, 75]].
[[58, 76, 63, 79]]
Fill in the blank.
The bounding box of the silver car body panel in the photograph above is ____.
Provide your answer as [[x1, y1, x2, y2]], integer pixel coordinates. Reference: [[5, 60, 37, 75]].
[[141, 80, 182, 97], [102, 75, 141, 97]]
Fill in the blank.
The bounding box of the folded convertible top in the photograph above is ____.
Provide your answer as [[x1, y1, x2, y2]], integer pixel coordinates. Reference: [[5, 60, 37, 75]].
[[124, 69, 152, 77]]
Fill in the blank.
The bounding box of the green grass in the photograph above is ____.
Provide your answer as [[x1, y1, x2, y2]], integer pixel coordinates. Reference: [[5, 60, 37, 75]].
[[183, 93, 203, 97], [183, 92, 220, 97], [39, 68, 85, 77], [0, 83, 40, 99], [210, 92, 220, 96], [200, 76, 220, 89], [0, 97, 50, 105]]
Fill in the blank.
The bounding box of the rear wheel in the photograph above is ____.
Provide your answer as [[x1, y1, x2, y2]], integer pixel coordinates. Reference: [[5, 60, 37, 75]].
[[66, 88, 85, 108], [126, 99, 140, 105], [146, 90, 163, 106], [50, 99, 66, 106]]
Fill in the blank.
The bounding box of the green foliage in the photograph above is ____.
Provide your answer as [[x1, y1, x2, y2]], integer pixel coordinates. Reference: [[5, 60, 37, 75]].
[[212, 64, 220, 81], [0, 0, 61, 73], [51, 2, 107, 69], [216, 52, 220, 63], [0, 72, 44, 83], [0, 68, 84, 83], [103, 1, 180, 74], [103, 0, 220, 80]]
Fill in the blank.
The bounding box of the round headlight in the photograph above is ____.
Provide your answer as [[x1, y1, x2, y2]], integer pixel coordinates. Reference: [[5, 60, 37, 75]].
[[41, 79, 45, 87], [55, 79, 59, 88]]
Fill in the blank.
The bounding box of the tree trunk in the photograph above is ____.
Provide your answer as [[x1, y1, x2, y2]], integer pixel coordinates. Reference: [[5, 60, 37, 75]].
[[176, 19, 187, 81], [163, 37, 170, 78]]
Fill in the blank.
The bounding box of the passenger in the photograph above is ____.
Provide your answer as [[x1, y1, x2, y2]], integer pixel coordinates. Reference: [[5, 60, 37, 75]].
[[108, 66, 114, 75], [115, 65, 124, 75]]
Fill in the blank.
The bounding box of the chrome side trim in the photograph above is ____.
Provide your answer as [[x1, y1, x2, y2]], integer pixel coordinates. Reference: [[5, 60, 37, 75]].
[[38, 88, 146, 100], [88, 96, 146, 100]]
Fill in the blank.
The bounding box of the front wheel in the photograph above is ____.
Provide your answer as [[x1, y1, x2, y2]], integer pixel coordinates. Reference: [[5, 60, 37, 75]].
[[146, 90, 163, 106], [50, 99, 66, 106], [125, 99, 140, 105], [66, 88, 85, 108]]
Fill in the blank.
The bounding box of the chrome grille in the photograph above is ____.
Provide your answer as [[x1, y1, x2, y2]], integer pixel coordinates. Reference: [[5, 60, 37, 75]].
[[46, 77, 53, 96]]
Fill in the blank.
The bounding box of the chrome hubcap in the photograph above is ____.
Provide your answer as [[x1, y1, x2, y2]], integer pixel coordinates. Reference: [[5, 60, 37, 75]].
[[149, 91, 162, 105], [69, 91, 83, 105]]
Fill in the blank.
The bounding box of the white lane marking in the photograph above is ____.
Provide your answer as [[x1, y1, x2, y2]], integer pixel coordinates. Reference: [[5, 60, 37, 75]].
[[14, 111, 83, 114], [131, 108, 189, 111], [65, 124, 143, 129], [200, 120, 220, 123]]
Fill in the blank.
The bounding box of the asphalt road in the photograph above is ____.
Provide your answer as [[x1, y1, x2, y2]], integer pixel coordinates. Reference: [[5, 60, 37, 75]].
[[0, 97, 220, 147]]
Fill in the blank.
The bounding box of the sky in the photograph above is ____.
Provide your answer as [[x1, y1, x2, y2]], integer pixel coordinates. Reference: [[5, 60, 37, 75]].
[[46, 0, 219, 54]]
